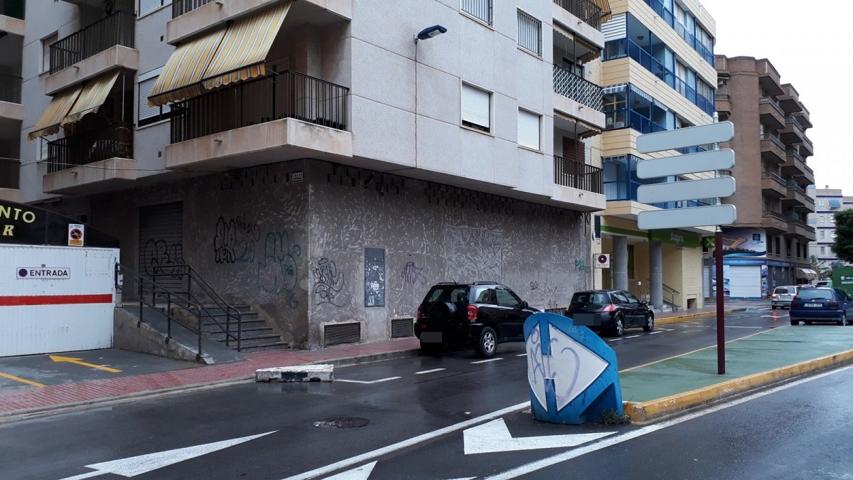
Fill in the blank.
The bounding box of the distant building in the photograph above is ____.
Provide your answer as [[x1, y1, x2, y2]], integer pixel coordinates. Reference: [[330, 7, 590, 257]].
[[810, 187, 853, 268]]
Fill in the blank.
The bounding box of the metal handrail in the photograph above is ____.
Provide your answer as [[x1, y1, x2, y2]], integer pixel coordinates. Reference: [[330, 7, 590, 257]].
[[553, 0, 603, 29], [172, 0, 213, 17], [760, 133, 785, 151], [553, 155, 603, 193], [762, 172, 786, 186], [45, 123, 134, 173], [552, 64, 603, 111], [49, 11, 135, 74]]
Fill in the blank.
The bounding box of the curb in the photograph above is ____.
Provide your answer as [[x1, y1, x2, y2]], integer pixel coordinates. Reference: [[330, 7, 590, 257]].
[[656, 307, 748, 326], [623, 349, 853, 424]]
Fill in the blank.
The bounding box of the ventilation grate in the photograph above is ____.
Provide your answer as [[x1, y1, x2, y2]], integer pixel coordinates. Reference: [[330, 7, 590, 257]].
[[324, 322, 361, 347], [391, 318, 414, 338]]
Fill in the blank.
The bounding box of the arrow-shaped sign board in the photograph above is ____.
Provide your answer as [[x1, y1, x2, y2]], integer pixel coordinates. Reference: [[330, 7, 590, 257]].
[[637, 121, 735, 153], [637, 177, 736, 204], [636, 149, 735, 179], [638, 204, 737, 230]]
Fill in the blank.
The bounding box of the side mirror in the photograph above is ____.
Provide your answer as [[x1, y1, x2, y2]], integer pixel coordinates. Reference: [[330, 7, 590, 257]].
[[520, 301, 529, 309]]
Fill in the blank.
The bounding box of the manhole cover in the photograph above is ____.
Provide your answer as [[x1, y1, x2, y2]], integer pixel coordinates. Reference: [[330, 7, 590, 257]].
[[313, 417, 370, 429]]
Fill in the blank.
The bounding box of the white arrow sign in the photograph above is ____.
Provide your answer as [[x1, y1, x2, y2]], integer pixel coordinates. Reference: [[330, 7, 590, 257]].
[[636, 149, 735, 179], [638, 204, 737, 230], [58, 431, 276, 480], [637, 122, 734, 153], [463, 419, 614, 455], [637, 177, 736, 204]]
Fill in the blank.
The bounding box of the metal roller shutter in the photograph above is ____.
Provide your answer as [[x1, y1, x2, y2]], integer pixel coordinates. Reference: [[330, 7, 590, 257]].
[[139, 202, 185, 292]]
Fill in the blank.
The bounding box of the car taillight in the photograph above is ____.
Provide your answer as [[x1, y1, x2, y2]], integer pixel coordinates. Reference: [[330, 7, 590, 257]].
[[417, 306, 424, 320], [771, 294, 778, 300], [601, 304, 617, 313], [467, 305, 478, 322]]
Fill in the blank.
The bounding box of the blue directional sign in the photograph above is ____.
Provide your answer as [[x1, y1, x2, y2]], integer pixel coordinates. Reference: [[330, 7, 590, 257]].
[[524, 312, 622, 425]]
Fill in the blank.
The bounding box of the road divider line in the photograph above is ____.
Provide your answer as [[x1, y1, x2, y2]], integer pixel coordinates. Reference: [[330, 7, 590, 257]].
[[624, 335, 640, 339], [336, 376, 401, 385], [471, 358, 504, 364], [725, 325, 763, 329], [415, 368, 446, 375], [515, 353, 528, 357], [648, 331, 662, 335], [0, 372, 45, 388]]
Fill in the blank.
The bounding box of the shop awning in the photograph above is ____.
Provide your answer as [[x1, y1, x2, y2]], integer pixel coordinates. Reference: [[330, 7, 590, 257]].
[[148, 1, 292, 107], [62, 71, 121, 126], [28, 87, 82, 140], [797, 268, 818, 279]]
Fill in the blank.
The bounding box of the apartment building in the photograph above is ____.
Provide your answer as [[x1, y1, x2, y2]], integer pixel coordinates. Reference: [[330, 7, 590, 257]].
[[595, 0, 717, 311], [715, 56, 816, 297], [17, 0, 612, 350], [0, 0, 23, 202], [809, 187, 851, 268]]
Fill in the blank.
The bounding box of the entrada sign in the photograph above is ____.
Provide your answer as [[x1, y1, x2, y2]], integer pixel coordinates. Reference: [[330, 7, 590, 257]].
[[17, 266, 71, 280]]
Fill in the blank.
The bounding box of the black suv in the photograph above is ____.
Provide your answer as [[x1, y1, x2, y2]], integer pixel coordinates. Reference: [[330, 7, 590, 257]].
[[415, 282, 539, 357], [566, 290, 654, 336]]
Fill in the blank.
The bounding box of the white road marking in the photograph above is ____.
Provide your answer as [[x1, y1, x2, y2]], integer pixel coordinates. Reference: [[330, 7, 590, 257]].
[[322, 461, 376, 480], [725, 325, 763, 329], [484, 366, 853, 480], [648, 331, 662, 335], [659, 328, 674, 332], [624, 335, 641, 339], [607, 338, 624, 342], [471, 358, 504, 364], [336, 377, 401, 385], [463, 418, 614, 455], [415, 368, 446, 375], [58, 431, 276, 480], [515, 353, 528, 357]]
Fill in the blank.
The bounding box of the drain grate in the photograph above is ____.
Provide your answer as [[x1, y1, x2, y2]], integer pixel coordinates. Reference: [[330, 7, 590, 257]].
[[313, 417, 370, 429]]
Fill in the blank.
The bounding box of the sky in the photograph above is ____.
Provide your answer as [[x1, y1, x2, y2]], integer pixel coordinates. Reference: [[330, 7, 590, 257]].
[[707, 0, 850, 192]]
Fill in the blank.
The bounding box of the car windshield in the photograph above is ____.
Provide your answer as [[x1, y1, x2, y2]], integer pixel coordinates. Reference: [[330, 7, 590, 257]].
[[774, 287, 790, 294], [572, 292, 610, 305], [797, 289, 834, 300], [424, 285, 469, 304]]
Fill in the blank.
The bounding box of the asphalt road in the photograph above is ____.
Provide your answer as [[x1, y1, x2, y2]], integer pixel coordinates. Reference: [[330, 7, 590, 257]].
[[0, 307, 810, 480]]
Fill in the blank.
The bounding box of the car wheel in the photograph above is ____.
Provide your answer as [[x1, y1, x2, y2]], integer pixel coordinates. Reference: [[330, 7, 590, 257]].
[[476, 327, 497, 358], [642, 313, 655, 332], [840, 313, 847, 327], [611, 315, 625, 337], [790, 319, 798, 326]]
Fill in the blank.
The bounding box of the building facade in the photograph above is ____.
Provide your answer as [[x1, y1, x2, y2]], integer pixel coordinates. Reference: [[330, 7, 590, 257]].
[[715, 56, 816, 297], [16, 0, 613, 350], [595, 0, 717, 311], [809, 187, 852, 268], [0, 0, 24, 202]]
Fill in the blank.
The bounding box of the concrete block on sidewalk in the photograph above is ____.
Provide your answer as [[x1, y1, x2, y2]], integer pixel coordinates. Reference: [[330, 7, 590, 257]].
[[255, 364, 335, 383]]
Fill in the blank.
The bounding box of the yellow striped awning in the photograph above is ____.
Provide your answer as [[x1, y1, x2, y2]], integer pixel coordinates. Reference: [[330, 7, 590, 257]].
[[202, 1, 291, 90], [28, 87, 82, 140], [61, 71, 121, 126], [147, 27, 227, 107]]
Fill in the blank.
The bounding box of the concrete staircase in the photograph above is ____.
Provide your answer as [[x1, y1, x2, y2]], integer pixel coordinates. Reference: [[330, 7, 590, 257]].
[[200, 304, 289, 352]]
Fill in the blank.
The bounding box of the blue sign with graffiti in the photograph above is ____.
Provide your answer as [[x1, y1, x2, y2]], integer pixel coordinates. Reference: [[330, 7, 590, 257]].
[[524, 312, 622, 425]]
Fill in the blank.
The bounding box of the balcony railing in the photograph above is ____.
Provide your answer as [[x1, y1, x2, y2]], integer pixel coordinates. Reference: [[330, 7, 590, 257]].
[[763, 172, 786, 187], [553, 64, 603, 112], [0, 157, 19, 189], [760, 133, 785, 151], [171, 70, 349, 144], [172, 0, 213, 18], [45, 125, 133, 173], [0, 73, 21, 104], [553, 0, 603, 30], [606, 107, 666, 134], [554, 156, 602, 194], [49, 11, 135, 74]]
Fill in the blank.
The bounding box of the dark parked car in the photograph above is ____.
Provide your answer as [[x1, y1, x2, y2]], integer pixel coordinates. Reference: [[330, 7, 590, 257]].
[[790, 287, 853, 326], [566, 290, 654, 336], [415, 282, 539, 357]]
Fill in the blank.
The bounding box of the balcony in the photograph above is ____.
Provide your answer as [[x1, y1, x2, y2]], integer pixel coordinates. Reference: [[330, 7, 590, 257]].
[[761, 172, 787, 198], [552, 156, 606, 211], [552, 64, 605, 130], [794, 108, 812, 129], [716, 90, 731, 118], [756, 59, 783, 96], [46, 11, 137, 94], [42, 125, 136, 194], [778, 84, 803, 113], [787, 219, 816, 241], [0, 73, 22, 121], [759, 97, 785, 130], [780, 118, 805, 145], [782, 149, 814, 184], [762, 210, 788, 233], [553, 0, 605, 30], [172, 0, 213, 18], [783, 181, 815, 211], [759, 134, 786, 164], [166, 71, 352, 171]]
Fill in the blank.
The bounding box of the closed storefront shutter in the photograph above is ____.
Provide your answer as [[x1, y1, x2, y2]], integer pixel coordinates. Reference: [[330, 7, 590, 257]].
[[139, 202, 185, 292]]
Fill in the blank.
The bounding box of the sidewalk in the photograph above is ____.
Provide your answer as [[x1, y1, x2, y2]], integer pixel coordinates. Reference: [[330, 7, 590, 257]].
[[621, 326, 853, 422], [655, 298, 762, 325]]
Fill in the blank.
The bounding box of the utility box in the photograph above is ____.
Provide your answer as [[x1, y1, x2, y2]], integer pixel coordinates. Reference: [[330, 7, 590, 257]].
[[832, 267, 853, 297]]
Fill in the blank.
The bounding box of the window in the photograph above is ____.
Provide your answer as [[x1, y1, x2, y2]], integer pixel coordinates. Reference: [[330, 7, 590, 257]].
[[517, 10, 541, 56], [140, 0, 172, 16], [496, 288, 521, 308], [517, 109, 540, 150], [461, 83, 491, 132], [461, 0, 492, 25], [41, 33, 57, 74], [821, 246, 827, 255], [137, 70, 171, 126], [472, 287, 497, 305]]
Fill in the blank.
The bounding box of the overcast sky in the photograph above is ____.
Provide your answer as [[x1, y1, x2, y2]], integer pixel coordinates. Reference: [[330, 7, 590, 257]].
[[709, 0, 848, 192]]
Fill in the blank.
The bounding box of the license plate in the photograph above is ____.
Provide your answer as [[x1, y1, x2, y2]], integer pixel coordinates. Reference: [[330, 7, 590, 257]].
[[421, 332, 442, 343], [804, 303, 821, 308]]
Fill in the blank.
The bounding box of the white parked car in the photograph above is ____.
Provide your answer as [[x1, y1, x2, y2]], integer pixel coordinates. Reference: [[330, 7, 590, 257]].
[[771, 285, 799, 310]]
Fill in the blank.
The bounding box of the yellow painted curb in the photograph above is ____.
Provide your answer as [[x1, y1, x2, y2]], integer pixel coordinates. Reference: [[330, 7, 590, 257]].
[[623, 349, 853, 424], [655, 308, 746, 326]]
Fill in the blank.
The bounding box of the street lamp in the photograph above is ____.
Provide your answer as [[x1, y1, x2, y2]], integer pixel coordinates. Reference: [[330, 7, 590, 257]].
[[413, 25, 447, 168], [415, 25, 447, 43]]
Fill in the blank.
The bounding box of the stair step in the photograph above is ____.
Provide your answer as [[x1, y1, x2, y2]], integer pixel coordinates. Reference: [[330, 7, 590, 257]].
[[238, 341, 290, 352], [207, 332, 280, 343], [202, 319, 267, 331]]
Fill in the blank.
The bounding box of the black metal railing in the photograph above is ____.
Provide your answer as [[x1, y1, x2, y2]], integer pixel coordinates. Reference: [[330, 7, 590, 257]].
[[0, 157, 19, 189], [762, 171, 786, 187], [554, 0, 603, 29], [663, 283, 680, 312], [554, 156, 603, 193], [49, 11, 135, 74], [0, 0, 24, 19], [172, 0, 213, 18], [46, 125, 133, 173], [171, 70, 349, 143], [760, 133, 785, 151], [553, 64, 603, 112], [0, 73, 21, 103]]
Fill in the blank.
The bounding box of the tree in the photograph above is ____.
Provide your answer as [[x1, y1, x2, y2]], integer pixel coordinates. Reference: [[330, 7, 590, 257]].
[[833, 210, 853, 264]]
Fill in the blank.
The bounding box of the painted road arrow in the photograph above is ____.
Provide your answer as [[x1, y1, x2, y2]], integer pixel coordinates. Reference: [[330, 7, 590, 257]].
[[58, 431, 276, 480], [463, 419, 615, 455], [49, 355, 122, 373]]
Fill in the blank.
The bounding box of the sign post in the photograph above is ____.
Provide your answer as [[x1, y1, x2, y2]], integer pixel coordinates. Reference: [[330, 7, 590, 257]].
[[636, 121, 736, 375]]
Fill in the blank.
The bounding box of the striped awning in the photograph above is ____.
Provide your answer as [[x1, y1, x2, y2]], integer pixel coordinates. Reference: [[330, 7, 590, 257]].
[[62, 71, 121, 126], [202, 1, 291, 90], [602, 84, 627, 95], [148, 1, 292, 107], [28, 87, 82, 140]]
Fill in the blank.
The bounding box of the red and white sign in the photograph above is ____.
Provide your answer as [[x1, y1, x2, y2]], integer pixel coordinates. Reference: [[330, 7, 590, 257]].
[[595, 254, 610, 269]]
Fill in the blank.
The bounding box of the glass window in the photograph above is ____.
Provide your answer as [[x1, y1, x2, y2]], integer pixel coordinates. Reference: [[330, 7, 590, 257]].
[[572, 292, 611, 305], [461, 0, 492, 24], [461, 84, 491, 132], [473, 287, 497, 305], [139, 0, 171, 15], [517, 109, 540, 150], [624, 292, 640, 303], [517, 10, 542, 56], [496, 288, 521, 308], [138, 73, 171, 126], [611, 291, 630, 304], [41, 33, 57, 74], [797, 289, 833, 300]]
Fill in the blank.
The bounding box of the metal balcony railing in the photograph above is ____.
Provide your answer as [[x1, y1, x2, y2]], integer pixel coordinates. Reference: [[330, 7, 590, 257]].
[[170, 70, 349, 144], [49, 11, 135, 74], [553, 64, 603, 112], [45, 125, 134, 173], [762, 172, 786, 187], [553, 0, 603, 29], [172, 0, 213, 18], [760, 133, 785, 151], [0, 156, 19, 189], [553, 156, 603, 194], [0, 73, 21, 103]]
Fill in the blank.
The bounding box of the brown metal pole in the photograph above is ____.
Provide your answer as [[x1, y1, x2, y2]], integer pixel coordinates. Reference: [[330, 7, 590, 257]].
[[716, 229, 726, 374]]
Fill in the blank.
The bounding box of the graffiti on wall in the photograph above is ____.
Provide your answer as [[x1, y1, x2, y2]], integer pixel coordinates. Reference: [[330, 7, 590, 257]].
[[213, 216, 261, 264], [364, 248, 385, 307], [142, 239, 185, 276], [257, 231, 302, 306], [313, 257, 347, 307], [445, 226, 504, 281], [401, 261, 426, 286]]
